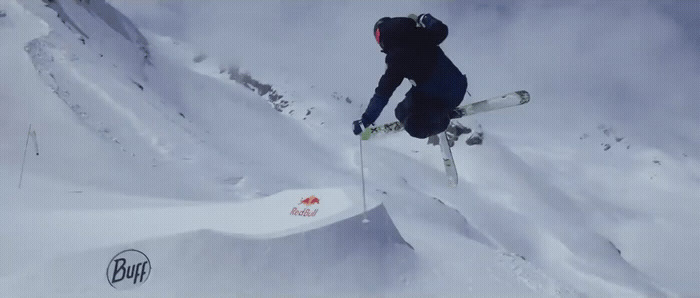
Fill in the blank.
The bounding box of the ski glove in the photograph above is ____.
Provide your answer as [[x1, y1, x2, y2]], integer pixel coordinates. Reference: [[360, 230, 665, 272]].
[[353, 119, 366, 135]]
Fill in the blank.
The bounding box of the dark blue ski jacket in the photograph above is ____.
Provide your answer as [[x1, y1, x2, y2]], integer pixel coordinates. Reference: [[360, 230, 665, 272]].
[[362, 14, 467, 138]]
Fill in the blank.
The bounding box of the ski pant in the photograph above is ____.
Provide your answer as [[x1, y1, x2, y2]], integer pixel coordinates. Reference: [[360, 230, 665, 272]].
[[395, 57, 467, 139]]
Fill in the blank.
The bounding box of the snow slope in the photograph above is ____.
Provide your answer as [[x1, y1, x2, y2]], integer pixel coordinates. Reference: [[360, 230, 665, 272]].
[[1, 0, 698, 296]]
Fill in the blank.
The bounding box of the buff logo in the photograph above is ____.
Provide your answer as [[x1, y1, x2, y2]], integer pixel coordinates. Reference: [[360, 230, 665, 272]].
[[107, 249, 151, 290], [290, 196, 319, 217]]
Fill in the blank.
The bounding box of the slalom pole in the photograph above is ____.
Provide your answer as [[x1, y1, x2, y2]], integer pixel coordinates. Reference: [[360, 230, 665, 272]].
[[360, 136, 369, 224], [31, 129, 39, 156], [18, 124, 31, 189]]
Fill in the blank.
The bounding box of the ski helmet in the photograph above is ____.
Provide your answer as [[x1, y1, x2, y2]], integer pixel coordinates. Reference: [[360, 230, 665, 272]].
[[374, 17, 390, 48]]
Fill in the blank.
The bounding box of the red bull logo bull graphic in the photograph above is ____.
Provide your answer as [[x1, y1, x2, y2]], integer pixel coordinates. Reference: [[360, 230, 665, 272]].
[[298, 195, 320, 206], [290, 196, 319, 217]]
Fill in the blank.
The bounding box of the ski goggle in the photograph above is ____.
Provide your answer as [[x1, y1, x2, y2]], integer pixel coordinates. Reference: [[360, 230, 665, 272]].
[[375, 28, 381, 44]]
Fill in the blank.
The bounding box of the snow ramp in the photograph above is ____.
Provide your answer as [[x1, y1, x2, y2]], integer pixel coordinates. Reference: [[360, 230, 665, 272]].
[[0, 188, 415, 295]]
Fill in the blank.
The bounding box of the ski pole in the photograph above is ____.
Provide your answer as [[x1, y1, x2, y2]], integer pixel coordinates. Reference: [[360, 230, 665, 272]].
[[19, 124, 31, 189], [358, 104, 370, 224], [360, 136, 369, 223], [31, 129, 39, 156]]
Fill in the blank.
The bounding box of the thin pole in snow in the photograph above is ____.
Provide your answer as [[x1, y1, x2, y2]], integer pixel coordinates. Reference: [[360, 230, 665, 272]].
[[19, 124, 31, 189], [358, 104, 369, 224], [31, 130, 39, 156], [360, 136, 369, 224]]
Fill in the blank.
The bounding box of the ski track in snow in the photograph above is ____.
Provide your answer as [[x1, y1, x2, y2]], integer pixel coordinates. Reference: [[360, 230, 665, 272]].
[[1, 0, 695, 296]]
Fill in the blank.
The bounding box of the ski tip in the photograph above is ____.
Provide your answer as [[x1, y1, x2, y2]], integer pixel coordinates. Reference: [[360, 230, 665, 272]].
[[516, 90, 530, 104]]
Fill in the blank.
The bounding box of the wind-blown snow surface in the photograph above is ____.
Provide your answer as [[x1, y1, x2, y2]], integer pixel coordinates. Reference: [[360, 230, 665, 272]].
[[1, 0, 698, 296]]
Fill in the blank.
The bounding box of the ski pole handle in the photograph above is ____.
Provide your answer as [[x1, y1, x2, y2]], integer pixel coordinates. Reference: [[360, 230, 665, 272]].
[[353, 119, 364, 135]]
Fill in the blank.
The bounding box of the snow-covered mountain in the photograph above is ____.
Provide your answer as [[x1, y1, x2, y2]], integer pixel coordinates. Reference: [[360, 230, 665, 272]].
[[1, 0, 698, 296]]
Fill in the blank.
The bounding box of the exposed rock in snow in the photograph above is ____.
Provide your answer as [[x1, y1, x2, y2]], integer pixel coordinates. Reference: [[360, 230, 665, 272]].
[[227, 66, 288, 112]]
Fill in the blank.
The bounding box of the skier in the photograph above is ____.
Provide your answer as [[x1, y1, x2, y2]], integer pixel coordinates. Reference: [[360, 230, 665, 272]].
[[353, 13, 468, 139]]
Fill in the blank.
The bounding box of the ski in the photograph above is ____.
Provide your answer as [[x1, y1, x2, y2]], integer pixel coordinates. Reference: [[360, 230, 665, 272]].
[[360, 90, 530, 141], [437, 131, 458, 187]]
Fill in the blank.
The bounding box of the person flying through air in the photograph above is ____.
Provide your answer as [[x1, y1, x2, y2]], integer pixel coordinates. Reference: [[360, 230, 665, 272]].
[[353, 13, 468, 139]]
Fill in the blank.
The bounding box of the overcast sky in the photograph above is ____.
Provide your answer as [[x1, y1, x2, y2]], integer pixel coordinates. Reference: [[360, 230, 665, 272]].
[[113, 0, 699, 155]]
